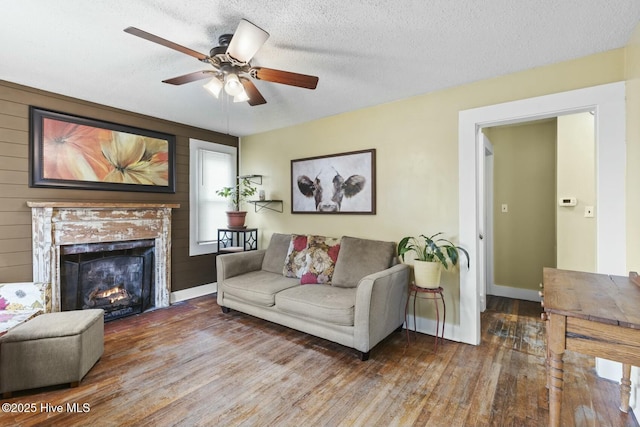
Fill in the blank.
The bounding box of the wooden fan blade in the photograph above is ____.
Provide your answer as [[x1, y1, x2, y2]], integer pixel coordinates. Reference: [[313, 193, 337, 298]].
[[251, 67, 318, 89], [240, 77, 267, 106], [124, 27, 208, 61], [162, 71, 214, 85]]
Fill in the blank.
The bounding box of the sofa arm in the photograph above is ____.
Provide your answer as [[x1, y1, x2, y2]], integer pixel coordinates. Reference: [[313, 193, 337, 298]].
[[353, 263, 410, 353], [216, 250, 266, 282]]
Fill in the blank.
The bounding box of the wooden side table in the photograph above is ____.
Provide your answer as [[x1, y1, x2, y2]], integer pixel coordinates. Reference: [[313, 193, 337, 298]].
[[405, 283, 446, 351], [543, 268, 640, 427]]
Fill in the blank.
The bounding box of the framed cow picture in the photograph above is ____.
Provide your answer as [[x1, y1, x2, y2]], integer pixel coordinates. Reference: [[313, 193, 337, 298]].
[[291, 149, 376, 214]]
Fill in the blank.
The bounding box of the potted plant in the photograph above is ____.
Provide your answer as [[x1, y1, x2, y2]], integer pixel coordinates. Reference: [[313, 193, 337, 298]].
[[397, 232, 470, 288], [216, 177, 257, 229]]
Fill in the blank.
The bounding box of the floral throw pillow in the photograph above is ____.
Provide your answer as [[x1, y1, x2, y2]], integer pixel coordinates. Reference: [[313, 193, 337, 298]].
[[300, 236, 341, 284], [283, 234, 309, 278]]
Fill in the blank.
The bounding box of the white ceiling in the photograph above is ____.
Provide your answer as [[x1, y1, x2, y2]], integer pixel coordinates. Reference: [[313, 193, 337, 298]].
[[2, 1, 640, 137]]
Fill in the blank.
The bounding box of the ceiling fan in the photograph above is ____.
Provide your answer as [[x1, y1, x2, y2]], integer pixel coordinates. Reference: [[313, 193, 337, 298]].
[[124, 19, 319, 106]]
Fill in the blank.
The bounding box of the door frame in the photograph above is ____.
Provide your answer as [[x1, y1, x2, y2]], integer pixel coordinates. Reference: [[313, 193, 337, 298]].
[[457, 82, 626, 345]]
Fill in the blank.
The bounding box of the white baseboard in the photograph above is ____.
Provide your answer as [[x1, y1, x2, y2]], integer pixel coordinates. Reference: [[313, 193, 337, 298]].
[[406, 316, 458, 343], [170, 282, 217, 303], [488, 283, 541, 302]]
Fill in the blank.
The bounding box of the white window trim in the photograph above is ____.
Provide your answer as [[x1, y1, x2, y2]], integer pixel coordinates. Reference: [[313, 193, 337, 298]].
[[189, 138, 237, 256]]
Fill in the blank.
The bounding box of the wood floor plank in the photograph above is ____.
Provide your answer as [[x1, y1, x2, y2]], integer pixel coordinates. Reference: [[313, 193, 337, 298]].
[[1, 295, 638, 426]]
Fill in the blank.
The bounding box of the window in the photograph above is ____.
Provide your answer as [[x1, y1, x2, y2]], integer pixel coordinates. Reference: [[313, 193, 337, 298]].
[[189, 139, 237, 256]]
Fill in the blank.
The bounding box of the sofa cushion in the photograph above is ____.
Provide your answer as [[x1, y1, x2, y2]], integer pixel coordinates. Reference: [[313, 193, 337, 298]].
[[222, 271, 300, 307], [262, 233, 292, 274], [300, 235, 341, 284], [275, 285, 356, 326], [283, 234, 309, 278], [331, 236, 396, 288]]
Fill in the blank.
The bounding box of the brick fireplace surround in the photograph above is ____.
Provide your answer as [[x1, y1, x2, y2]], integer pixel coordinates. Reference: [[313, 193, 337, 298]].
[[27, 202, 179, 312]]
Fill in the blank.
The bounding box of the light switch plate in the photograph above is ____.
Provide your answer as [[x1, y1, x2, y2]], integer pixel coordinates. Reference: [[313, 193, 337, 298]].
[[584, 206, 594, 217], [501, 204, 508, 213]]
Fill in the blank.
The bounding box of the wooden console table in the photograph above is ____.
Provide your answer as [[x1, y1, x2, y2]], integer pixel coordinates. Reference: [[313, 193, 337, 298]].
[[542, 267, 640, 427]]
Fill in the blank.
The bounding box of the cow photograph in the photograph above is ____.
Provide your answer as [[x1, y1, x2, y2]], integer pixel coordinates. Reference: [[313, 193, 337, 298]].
[[291, 149, 375, 214]]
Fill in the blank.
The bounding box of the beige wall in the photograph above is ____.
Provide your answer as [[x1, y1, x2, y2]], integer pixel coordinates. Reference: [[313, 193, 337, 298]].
[[241, 48, 625, 326], [556, 112, 596, 272], [618, 20, 640, 416], [485, 121, 557, 290], [626, 24, 640, 274]]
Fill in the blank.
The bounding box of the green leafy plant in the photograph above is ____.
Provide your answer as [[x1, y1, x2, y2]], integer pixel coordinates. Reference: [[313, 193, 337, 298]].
[[216, 177, 257, 211], [397, 232, 470, 269]]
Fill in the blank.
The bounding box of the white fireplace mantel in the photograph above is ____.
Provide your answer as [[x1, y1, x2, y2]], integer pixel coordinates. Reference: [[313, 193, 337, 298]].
[[27, 201, 179, 312]]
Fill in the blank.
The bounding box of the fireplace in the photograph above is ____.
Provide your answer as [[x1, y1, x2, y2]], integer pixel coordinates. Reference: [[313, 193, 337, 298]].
[[28, 202, 179, 314], [61, 239, 155, 321]]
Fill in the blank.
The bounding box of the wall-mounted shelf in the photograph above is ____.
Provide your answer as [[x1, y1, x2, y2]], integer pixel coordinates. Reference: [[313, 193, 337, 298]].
[[238, 174, 262, 185], [247, 200, 283, 213], [240, 175, 281, 212]]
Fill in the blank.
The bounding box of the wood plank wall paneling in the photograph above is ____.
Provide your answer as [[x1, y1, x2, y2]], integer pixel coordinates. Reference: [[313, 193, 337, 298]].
[[0, 80, 238, 290]]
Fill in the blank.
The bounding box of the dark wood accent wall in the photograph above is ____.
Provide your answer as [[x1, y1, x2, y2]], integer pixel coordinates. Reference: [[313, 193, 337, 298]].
[[0, 80, 237, 291]]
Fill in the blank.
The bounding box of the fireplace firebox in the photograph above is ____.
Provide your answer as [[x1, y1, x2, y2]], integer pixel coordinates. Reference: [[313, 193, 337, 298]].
[[60, 240, 155, 321]]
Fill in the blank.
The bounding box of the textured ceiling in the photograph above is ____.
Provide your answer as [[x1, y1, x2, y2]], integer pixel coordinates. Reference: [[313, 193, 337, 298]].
[[2, 0, 640, 136]]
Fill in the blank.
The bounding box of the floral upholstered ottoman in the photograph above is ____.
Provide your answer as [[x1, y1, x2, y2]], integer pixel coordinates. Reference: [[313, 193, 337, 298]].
[[0, 282, 51, 336]]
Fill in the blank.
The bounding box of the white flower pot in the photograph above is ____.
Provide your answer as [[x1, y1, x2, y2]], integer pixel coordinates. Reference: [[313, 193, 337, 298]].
[[413, 260, 442, 288]]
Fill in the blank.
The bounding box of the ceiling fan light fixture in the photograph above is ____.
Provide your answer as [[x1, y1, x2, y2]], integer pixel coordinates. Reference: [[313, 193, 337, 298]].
[[203, 76, 223, 98], [224, 73, 244, 96], [124, 20, 318, 108], [226, 19, 269, 63], [233, 90, 250, 103]]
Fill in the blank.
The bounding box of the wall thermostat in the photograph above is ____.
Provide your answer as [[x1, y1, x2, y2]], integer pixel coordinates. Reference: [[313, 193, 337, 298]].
[[558, 197, 577, 207]]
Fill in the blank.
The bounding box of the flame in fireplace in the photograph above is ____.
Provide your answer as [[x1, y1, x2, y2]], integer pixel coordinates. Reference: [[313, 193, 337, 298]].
[[92, 285, 129, 304]]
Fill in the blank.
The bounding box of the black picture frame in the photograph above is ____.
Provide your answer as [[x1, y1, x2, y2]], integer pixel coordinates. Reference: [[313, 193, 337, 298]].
[[29, 107, 176, 193], [291, 149, 376, 214]]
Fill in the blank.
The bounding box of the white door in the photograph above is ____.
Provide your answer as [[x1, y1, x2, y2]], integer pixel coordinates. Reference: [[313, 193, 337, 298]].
[[477, 131, 494, 312]]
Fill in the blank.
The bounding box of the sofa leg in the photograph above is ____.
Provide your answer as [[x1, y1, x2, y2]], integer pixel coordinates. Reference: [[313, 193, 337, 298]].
[[359, 351, 370, 361], [221, 306, 230, 314]]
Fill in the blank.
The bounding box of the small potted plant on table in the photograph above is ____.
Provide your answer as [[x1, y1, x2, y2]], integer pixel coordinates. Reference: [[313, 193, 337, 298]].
[[216, 177, 257, 229], [397, 232, 470, 288]]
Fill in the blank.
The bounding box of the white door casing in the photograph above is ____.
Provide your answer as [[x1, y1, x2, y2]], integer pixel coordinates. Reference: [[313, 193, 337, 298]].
[[458, 81, 626, 345]]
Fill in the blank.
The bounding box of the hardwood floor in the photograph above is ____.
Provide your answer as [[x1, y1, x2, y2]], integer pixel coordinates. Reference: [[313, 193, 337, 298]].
[[2, 295, 638, 427]]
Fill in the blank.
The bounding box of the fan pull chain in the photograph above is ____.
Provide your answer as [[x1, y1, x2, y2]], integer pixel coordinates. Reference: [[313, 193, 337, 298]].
[[225, 92, 230, 135]]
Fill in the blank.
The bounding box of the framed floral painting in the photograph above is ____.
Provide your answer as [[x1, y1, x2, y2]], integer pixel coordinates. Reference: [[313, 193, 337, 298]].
[[29, 107, 176, 193]]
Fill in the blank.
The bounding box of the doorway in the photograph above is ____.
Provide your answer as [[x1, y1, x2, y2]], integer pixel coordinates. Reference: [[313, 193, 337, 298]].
[[457, 82, 626, 346], [482, 116, 583, 304]]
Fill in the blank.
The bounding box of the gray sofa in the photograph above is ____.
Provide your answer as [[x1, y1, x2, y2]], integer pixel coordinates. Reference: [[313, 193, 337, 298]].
[[216, 233, 410, 360]]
